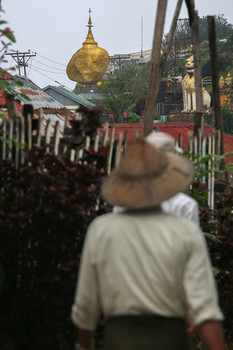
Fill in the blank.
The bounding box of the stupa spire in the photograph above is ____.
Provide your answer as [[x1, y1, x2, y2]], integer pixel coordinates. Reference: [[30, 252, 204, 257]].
[[66, 9, 109, 86], [83, 8, 97, 47]]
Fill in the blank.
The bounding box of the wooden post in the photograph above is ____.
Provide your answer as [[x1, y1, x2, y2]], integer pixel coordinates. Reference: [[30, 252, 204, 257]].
[[160, 0, 183, 79], [207, 15, 224, 155], [143, 0, 183, 136], [5, 92, 17, 119], [143, 0, 167, 136], [191, 11, 204, 136], [185, 1, 204, 136]]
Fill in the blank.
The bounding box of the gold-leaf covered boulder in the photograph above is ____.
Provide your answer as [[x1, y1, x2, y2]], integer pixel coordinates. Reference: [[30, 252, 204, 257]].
[[66, 9, 110, 86]]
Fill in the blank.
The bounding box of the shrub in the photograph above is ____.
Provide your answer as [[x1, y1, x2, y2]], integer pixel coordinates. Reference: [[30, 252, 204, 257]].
[[190, 162, 233, 347], [0, 107, 110, 350]]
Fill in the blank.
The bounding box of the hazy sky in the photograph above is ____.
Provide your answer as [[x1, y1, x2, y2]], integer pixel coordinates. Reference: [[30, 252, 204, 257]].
[[2, 0, 233, 90]]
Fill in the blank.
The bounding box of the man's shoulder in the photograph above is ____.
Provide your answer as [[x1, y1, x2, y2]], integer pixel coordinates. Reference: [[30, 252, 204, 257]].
[[90, 211, 126, 229]]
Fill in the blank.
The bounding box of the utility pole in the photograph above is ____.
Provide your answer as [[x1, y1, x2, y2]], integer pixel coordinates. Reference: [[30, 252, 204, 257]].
[[109, 54, 131, 74], [5, 50, 36, 76]]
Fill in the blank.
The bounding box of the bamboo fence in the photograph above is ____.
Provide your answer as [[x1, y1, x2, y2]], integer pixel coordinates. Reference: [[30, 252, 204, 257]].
[[0, 111, 223, 210]]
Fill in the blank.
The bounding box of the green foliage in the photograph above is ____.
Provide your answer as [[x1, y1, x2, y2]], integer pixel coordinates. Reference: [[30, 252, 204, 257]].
[[221, 105, 233, 135], [0, 7, 16, 63], [166, 14, 233, 78], [96, 64, 148, 120], [127, 112, 141, 123], [0, 107, 110, 350], [173, 14, 233, 50], [189, 153, 233, 346]]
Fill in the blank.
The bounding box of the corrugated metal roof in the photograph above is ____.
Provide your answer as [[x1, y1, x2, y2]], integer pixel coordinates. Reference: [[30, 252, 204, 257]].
[[0, 69, 74, 137], [0, 68, 13, 79], [51, 86, 95, 107], [9, 76, 65, 109], [40, 113, 67, 136]]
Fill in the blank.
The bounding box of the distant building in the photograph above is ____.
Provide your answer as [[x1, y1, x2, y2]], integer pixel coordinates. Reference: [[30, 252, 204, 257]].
[[0, 69, 73, 136], [43, 85, 95, 112]]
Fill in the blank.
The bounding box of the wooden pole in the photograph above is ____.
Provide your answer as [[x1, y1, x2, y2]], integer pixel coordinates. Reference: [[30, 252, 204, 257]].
[[5, 92, 17, 119], [191, 10, 204, 136], [207, 15, 224, 155], [143, 0, 183, 136], [185, 1, 204, 136], [143, 0, 167, 136], [160, 0, 183, 82]]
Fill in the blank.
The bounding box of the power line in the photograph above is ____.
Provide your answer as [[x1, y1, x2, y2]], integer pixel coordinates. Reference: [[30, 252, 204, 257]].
[[32, 58, 65, 71], [29, 66, 72, 91], [31, 51, 66, 67], [31, 64, 66, 74], [30, 66, 61, 82]]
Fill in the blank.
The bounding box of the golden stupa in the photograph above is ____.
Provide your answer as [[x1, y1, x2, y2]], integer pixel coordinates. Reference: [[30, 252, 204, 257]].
[[66, 9, 110, 86]]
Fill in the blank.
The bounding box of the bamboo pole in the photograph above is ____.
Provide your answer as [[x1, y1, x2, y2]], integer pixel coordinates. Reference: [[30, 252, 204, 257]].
[[191, 10, 204, 136], [26, 114, 32, 150], [20, 118, 25, 165], [143, 0, 183, 136], [143, 0, 167, 136], [53, 121, 60, 155], [106, 127, 115, 174], [8, 120, 13, 160], [160, 0, 183, 82], [115, 131, 123, 169], [2, 121, 6, 160], [45, 119, 51, 153], [15, 119, 19, 168], [207, 15, 224, 155], [5, 92, 17, 119], [185, 1, 204, 136]]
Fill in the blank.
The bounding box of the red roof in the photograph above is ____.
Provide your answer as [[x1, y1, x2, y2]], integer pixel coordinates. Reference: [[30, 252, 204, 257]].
[[0, 90, 23, 110], [0, 68, 23, 110], [100, 122, 233, 163], [0, 68, 13, 80]]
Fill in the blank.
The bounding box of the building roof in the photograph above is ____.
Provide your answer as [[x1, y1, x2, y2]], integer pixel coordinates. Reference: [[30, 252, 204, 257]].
[[10, 76, 65, 109], [43, 85, 95, 107], [0, 67, 13, 79], [0, 69, 73, 136], [100, 122, 233, 163]]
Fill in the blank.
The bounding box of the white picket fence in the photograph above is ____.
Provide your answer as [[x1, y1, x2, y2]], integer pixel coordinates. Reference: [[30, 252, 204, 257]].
[[0, 114, 223, 209]]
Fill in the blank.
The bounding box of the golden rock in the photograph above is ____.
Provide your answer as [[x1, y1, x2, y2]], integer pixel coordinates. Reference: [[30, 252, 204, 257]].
[[66, 9, 109, 86]]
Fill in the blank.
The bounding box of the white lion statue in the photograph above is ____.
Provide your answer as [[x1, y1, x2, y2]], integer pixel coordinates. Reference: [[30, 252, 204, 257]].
[[181, 55, 211, 112]]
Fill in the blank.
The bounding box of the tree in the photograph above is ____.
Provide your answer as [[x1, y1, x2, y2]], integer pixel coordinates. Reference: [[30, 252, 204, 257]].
[[96, 64, 148, 121], [0, 3, 16, 64], [165, 14, 233, 78]]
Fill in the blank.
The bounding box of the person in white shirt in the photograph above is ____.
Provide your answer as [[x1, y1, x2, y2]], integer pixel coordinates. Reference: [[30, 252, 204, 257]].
[[146, 131, 200, 225], [71, 138, 224, 350], [113, 131, 199, 225]]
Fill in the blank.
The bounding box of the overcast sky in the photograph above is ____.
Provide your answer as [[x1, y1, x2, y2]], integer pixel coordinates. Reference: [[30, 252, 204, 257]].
[[2, 0, 233, 90]]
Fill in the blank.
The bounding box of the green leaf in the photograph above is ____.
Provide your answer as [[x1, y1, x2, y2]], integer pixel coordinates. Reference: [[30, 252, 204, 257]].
[[15, 80, 24, 87], [204, 232, 221, 243], [5, 31, 16, 43]]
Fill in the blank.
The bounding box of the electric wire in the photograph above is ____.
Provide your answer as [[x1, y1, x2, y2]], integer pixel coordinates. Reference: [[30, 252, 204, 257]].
[[31, 64, 66, 74], [29, 66, 72, 90], [30, 66, 62, 83], [7, 50, 72, 89], [31, 51, 66, 67], [32, 58, 65, 71]]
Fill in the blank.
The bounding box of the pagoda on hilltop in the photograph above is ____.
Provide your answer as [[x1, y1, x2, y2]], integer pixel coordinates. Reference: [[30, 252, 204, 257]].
[[66, 9, 109, 94]]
